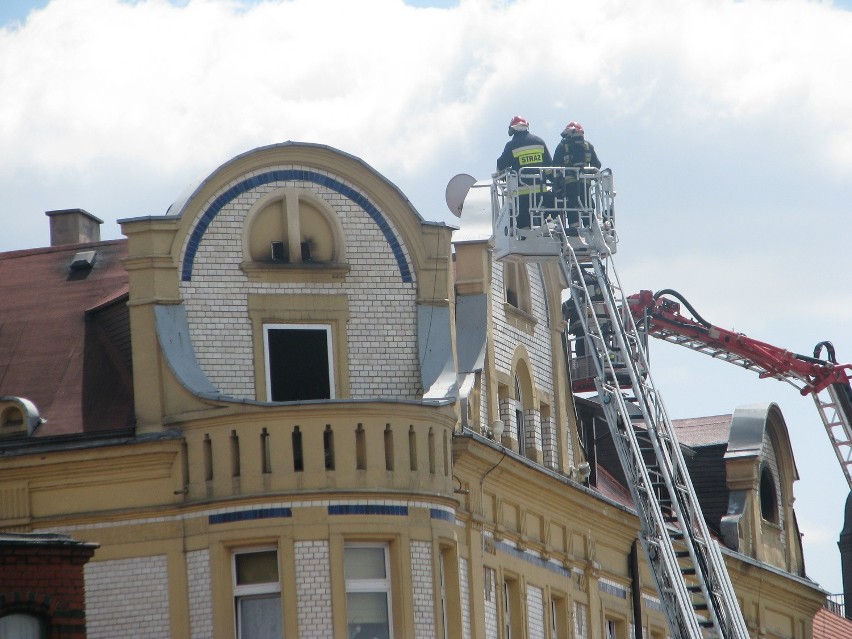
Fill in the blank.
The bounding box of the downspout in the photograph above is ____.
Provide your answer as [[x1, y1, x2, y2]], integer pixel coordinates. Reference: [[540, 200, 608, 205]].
[[630, 539, 644, 639]]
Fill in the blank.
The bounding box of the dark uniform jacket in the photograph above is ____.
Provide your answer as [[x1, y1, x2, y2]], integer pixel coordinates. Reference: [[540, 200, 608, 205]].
[[553, 137, 601, 173], [497, 131, 552, 173]]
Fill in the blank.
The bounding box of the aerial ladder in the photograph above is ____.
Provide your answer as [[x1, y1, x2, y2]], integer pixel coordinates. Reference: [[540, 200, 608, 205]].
[[628, 288, 852, 490], [490, 166, 750, 639]]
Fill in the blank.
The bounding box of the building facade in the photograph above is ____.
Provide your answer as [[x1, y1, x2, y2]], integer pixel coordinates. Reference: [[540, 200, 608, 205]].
[[0, 141, 827, 638]]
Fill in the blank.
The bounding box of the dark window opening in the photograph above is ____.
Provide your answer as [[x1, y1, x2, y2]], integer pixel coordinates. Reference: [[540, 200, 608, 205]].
[[265, 325, 333, 402], [506, 287, 518, 307], [292, 427, 304, 472], [270, 241, 286, 261], [324, 425, 335, 470], [760, 465, 778, 522], [300, 240, 313, 263]]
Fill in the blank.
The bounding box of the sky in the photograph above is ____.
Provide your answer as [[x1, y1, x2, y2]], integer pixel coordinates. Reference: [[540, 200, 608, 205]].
[[2, 0, 852, 595]]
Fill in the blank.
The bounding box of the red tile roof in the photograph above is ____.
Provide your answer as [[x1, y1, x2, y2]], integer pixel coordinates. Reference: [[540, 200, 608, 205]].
[[671, 414, 733, 446], [595, 464, 635, 509], [0, 240, 132, 436], [814, 607, 852, 638]]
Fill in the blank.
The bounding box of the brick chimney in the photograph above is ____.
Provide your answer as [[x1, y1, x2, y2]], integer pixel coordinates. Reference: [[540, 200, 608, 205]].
[[45, 209, 102, 246]]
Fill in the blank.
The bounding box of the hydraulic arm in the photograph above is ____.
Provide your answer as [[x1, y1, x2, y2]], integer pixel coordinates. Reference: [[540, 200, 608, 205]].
[[631, 289, 852, 490]]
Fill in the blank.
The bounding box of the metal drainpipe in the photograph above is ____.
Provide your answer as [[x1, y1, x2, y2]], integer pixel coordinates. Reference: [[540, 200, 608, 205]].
[[630, 539, 644, 639]]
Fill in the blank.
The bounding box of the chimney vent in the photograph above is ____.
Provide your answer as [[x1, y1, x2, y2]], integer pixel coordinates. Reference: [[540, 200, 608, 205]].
[[45, 209, 103, 246], [70, 250, 97, 271]]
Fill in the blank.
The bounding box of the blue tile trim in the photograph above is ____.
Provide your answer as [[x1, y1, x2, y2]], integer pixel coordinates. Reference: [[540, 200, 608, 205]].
[[493, 539, 571, 578], [599, 581, 628, 599], [643, 597, 664, 613], [430, 508, 455, 523], [209, 507, 292, 525], [327, 504, 408, 517], [180, 169, 413, 283]]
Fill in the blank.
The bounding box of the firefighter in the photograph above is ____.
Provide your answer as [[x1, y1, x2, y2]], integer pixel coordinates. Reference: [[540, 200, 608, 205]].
[[496, 116, 552, 229], [553, 121, 601, 224]]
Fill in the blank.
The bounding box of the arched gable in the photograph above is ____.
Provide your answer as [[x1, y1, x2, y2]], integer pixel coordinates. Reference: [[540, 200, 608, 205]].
[[722, 402, 805, 575], [130, 142, 455, 406], [169, 142, 426, 284]]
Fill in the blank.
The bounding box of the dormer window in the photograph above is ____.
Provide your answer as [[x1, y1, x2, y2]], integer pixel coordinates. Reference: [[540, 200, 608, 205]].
[[503, 261, 536, 334], [759, 464, 778, 523], [504, 262, 530, 313], [264, 324, 335, 402], [248, 294, 350, 403], [0, 399, 36, 439], [1, 406, 23, 429]]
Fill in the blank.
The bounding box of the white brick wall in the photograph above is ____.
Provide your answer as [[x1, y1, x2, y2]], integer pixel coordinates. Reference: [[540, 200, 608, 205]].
[[527, 584, 545, 639], [411, 541, 436, 639], [541, 415, 559, 469], [524, 408, 543, 455], [499, 398, 519, 445], [179, 165, 421, 401], [187, 549, 212, 639], [491, 260, 554, 394], [295, 540, 333, 638], [85, 555, 170, 639], [460, 557, 472, 639]]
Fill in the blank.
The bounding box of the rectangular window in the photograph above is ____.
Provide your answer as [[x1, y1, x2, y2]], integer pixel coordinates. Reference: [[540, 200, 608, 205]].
[[503, 582, 512, 639], [503, 577, 524, 639], [344, 543, 393, 639], [439, 551, 449, 639], [550, 595, 568, 639], [264, 323, 335, 402], [605, 618, 624, 639], [233, 548, 282, 639]]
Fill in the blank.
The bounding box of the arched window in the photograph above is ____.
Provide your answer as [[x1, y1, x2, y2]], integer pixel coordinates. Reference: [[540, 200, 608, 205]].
[[243, 188, 347, 276], [759, 465, 778, 523], [514, 373, 525, 456], [0, 613, 46, 638]]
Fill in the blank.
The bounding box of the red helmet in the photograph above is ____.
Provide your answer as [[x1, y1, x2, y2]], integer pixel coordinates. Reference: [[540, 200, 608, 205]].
[[508, 116, 529, 132], [562, 121, 584, 137]]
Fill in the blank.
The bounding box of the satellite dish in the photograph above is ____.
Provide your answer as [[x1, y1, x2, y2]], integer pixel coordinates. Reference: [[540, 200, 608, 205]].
[[445, 173, 477, 218]]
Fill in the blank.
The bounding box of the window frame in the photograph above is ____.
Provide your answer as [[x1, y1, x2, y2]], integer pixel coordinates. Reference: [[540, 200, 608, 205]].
[[573, 601, 590, 639], [514, 373, 526, 456], [231, 547, 283, 639], [439, 551, 449, 639], [249, 293, 350, 402], [503, 581, 513, 639], [344, 542, 394, 639], [605, 617, 626, 639], [549, 594, 568, 639], [263, 322, 336, 402]]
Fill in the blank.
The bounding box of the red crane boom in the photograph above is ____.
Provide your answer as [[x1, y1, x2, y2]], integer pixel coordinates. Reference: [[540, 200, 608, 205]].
[[629, 289, 852, 489]]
